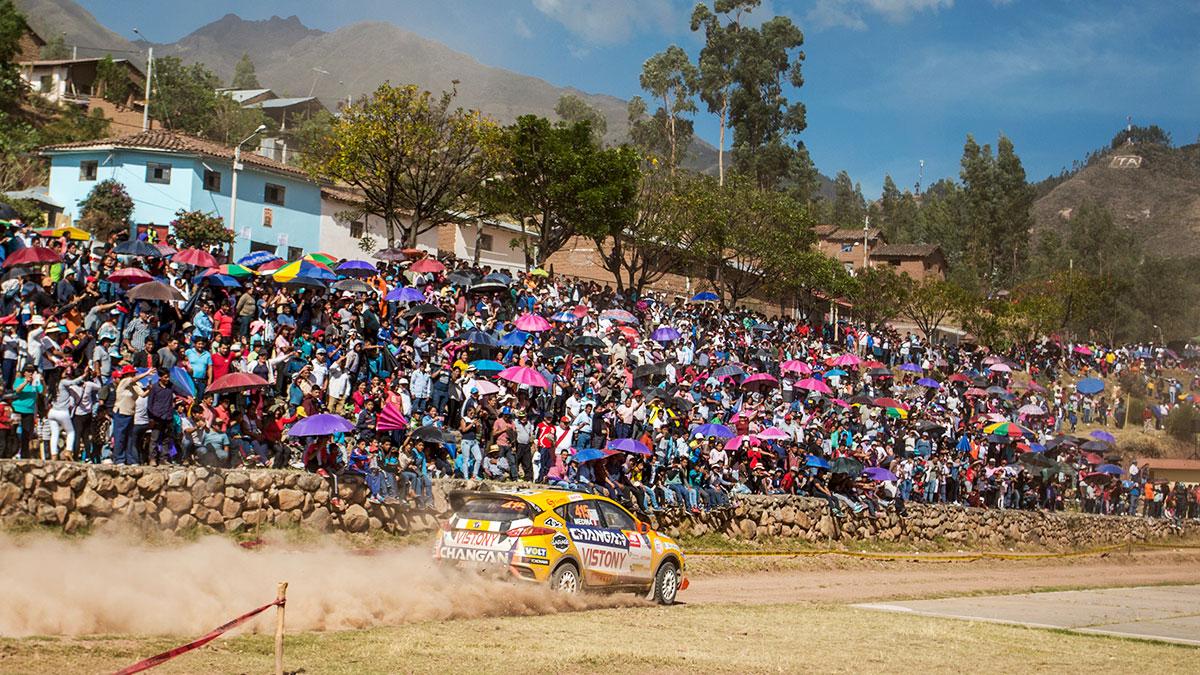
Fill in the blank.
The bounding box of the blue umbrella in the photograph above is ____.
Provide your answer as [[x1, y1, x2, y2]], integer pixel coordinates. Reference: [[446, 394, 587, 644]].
[[805, 455, 831, 469], [238, 251, 280, 267], [1090, 430, 1116, 444], [692, 423, 734, 438], [470, 359, 505, 373], [825, 368, 848, 377], [482, 271, 512, 285], [457, 329, 498, 348], [899, 363, 923, 372], [752, 322, 774, 332], [1096, 463, 1123, 476], [198, 273, 240, 287], [573, 448, 613, 463], [651, 326, 681, 342], [1027, 443, 1046, 453], [169, 367, 196, 398], [499, 330, 530, 347], [386, 286, 425, 302], [551, 311, 578, 323], [607, 438, 651, 455], [1076, 378, 1105, 395], [690, 291, 719, 303]]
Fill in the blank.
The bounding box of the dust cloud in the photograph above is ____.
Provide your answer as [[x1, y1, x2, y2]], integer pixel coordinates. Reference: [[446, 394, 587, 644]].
[[0, 533, 643, 637]]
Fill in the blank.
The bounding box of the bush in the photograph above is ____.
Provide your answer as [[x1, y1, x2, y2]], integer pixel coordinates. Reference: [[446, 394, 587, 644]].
[[170, 209, 234, 249], [1166, 403, 1199, 443], [77, 179, 133, 240]]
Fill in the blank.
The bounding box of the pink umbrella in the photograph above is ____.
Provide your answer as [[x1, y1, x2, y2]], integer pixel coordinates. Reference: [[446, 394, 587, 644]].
[[796, 378, 833, 395], [830, 353, 861, 367], [107, 267, 154, 285], [831, 398, 850, 409], [515, 313, 552, 332], [756, 427, 789, 440], [173, 248, 217, 268], [1073, 345, 1093, 356], [1017, 404, 1046, 416], [724, 434, 760, 450], [780, 360, 811, 374], [498, 366, 549, 388], [988, 363, 1012, 373], [468, 379, 501, 396], [741, 373, 779, 391]]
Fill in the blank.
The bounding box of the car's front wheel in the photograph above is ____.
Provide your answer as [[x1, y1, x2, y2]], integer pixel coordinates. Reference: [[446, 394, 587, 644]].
[[550, 562, 581, 595], [652, 561, 679, 605]]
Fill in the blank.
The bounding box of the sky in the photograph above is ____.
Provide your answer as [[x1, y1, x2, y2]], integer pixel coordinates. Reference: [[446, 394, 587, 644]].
[[78, 0, 1200, 196]]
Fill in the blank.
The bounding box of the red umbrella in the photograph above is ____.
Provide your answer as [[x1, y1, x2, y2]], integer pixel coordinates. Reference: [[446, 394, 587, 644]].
[[207, 371, 269, 394], [3, 246, 61, 267], [409, 258, 445, 274], [873, 397, 908, 410], [964, 387, 988, 397], [863, 360, 885, 369], [257, 259, 286, 274], [173, 248, 217, 267], [108, 268, 154, 285], [947, 373, 971, 383]]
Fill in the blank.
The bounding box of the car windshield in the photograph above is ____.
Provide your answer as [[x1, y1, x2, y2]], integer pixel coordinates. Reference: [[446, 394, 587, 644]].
[[453, 495, 535, 521]]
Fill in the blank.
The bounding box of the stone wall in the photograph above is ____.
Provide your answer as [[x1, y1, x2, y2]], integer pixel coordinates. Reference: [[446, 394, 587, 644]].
[[0, 461, 1192, 549]]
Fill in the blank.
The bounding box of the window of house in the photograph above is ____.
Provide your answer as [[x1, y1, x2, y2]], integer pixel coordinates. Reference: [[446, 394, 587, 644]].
[[478, 233, 494, 251], [349, 221, 365, 238], [145, 162, 171, 184], [249, 240, 276, 253], [287, 246, 303, 260], [264, 183, 286, 206], [841, 243, 854, 253], [39, 75, 52, 92], [203, 169, 221, 192], [79, 160, 98, 181]]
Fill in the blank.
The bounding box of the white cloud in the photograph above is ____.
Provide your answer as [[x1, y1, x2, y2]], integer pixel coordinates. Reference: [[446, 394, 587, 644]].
[[531, 0, 681, 44], [514, 16, 534, 39], [807, 0, 955, 31]]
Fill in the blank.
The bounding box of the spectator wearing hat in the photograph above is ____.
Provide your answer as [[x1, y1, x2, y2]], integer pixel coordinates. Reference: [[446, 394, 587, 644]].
[[512, 409, 534, 481], [111, 365, 149, 465]]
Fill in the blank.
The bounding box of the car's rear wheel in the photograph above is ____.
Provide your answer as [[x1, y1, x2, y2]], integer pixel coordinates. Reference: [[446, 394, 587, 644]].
[[550, 562, 581, 595], [652, 561, 679, 605]]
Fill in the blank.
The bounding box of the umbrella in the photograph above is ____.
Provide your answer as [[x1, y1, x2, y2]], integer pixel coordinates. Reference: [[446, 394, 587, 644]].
[[304, 252, 338, 266], [541, 345, 569, 360], [1082, 471, 1114, 485], [916, 377, 941, 388], [574, 448, 614, 463], [600, 309, 638, 324], [863, 467, 897, 482], [1017, 404, 1046, 416], [780, 360, 811, 375], [113, 239, 164, 257], [498, 366, 549, 388], [469, 359, 505, 373], [289, 413, 354, 437], [741, 373, 779, 392], [607, 438, 651, 456], [445, 271, 476, 287], [712, 364, 746, 378], [1073, 345, 1094, 356], [868, 367, 893, 378], [751, 322, 774, 332], [1076, 378, 1105, 395], [690, 291, 719, 303], [947, 373, 971, 383], [283, 276, 328, 290], [550, 310, 578, 323], [569, 335, 606, 350], [36, 226, 91, 240], [983, 421, 1029, 437], [651, 326, 681, 342], [482, 271, 512, 285], [3, 245, 60, 267], [237, 251, 280, 267], [257, 259, 286, 274], [169, 367, 196, 398], [528, 268, 550, 277], [1090, 430, 1116, 444], [756, 427, 789, 440], [796, 378, 832, 395], [456, 329, 499, 348], [988, 363, 1012, 373], [1019, 453, 1056, 468], [385, 286, 425, 302], [499, 330, 530, 347], [199, 273, 240, 288], [915, 420, 945, 433], [899, 363, 923, 373], [108, 267, 154, 285], [207, 263, 254, 278], [873, 397, 907, 410], [336, 260, 379, 277], [806, 455, 831, 470], [273, 260, 337, 282], [986, 385, 1011, 397], [470, 281, 509, 294], [376, 403, 408, 431], [332, 278, 375, 294], [405, 303, 448, 318], [172, 248, 217, 267], [724, 434, 759, 450], [127, 280, 185, 302], [830, 353, 861, 367], [863, 360, 886, 369], [825, 369, 848, 378], [964, 387, 988, 397], [1080, 440, 1111, 451], [410, 425, 449, 444], [374, 248, 409, 262], [515, 313, 552, 332], [1096, 463, 1123, 476], [831, 457, 864, 476], [207, 372, 269, 394], [408, 258, 445, 274], [633, 362, 668, 385], [693, 423, 734, 438], [467, 379, 501, 396]]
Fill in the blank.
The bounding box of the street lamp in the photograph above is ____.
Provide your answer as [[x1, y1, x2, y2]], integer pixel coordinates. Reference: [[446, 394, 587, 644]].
[[229, 124, 268, 257], [131, 28, 152, 130]]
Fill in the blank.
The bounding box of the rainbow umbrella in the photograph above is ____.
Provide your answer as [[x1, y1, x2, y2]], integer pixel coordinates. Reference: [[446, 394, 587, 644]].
[[200, 263, 254, 279], [983, 421, 1029, 437], [273, 260, 337, 282], [304, 252, 338, 266], [257, 259, 286, 274], [886, 407, 909, 419]]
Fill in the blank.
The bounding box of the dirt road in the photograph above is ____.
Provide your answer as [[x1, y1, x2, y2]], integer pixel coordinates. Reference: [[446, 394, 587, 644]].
[[681, 548, 1200, 605]]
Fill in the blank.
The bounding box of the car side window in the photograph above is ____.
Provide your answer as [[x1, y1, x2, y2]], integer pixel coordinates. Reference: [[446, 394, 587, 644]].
[[555, 500, 603, 527], [597, 501, 637, 531]]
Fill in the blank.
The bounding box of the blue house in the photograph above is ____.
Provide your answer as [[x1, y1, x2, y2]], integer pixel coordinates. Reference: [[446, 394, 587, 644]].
[[40, 130, 322, 259]]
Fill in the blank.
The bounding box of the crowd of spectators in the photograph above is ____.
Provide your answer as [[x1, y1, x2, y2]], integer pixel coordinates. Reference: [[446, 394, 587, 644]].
[[2, 221, 1198, 524]]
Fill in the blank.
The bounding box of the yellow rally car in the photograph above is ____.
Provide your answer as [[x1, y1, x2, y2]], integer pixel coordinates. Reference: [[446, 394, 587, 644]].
[[434, 488, 688, 604]]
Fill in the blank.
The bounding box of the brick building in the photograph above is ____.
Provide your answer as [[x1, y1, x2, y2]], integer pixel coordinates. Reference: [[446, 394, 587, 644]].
[[870, 243, 947, 281]]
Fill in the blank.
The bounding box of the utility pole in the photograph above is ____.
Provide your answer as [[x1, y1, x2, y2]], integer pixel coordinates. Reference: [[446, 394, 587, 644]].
[[132, 29, 152, 130], [230, 125, 268, 258], [862, 215, 870, 270]]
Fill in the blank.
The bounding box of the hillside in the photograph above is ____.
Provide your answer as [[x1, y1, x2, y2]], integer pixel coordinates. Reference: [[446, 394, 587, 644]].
[[1032, 142, 1200, 259], [15, 0, 135, 57]]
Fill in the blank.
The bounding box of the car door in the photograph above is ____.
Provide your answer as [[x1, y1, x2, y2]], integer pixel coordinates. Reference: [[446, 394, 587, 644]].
[[557, 498, 628, 587], [596, 501, 653, 584]]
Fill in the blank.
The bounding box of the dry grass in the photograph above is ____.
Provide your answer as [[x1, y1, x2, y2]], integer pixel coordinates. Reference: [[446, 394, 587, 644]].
[[3, 602, 1195, 674]]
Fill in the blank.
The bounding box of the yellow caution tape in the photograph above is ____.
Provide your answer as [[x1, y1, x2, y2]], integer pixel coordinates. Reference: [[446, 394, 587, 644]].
[[686, 542, 1194, 561]]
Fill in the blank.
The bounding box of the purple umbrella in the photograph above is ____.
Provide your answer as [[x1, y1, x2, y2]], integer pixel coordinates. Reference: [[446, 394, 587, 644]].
[[336, 260, 379, 277], [899, 363, 923, 373], [288, 413, 354, 437], [692, 423, 734, 438], [863, 467, 898, 482], [651, 326, 681, 342], [916, 377, 941, 388], [1090, 430, 1116, 444], [386, 286, 425, 302], [607, 438, 652, 456]]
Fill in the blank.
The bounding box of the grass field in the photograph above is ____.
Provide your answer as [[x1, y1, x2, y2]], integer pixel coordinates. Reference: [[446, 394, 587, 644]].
[[4, 601, 1196, 674]]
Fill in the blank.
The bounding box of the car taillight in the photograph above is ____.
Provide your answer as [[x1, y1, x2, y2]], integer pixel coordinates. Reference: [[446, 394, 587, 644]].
[[504, 526, 555, 538]]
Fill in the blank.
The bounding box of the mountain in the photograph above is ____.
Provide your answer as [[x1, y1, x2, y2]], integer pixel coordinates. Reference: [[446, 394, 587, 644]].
[[15, 0, 135, 58], [1032, 142, 1200, 259]]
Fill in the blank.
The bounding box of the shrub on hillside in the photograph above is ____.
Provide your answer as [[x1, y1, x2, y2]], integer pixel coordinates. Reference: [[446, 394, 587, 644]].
[[1165, 403, 1199, 443]]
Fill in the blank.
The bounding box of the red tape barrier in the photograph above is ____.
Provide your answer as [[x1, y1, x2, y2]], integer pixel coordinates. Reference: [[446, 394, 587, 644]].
[[113, 598, 284, 674]]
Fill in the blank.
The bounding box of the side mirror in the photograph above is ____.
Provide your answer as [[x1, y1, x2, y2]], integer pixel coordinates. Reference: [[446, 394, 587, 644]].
[[636, 521, 650, 535]]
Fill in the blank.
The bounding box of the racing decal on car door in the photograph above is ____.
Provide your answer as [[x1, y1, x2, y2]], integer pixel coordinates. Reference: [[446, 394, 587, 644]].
[[568, 524, 632, 576], [622, 532, 652, 576]]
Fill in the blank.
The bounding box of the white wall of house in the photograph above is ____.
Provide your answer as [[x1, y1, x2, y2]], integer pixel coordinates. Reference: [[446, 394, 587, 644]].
[[450, 219, 530, 273], [318, 196, 437, 259], [22, 64, 70, 102]]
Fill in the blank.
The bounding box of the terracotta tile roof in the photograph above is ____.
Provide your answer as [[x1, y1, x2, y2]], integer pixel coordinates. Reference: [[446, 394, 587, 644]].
[[1135, 458, 1200, 471], [320, 186, 364, 204], [822, 227, 881, 242], [39, 129, 312, 181], [872, 243, 943, 259]]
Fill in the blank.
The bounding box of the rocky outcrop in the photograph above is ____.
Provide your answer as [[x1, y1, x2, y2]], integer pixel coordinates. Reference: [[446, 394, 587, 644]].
[[0, 461, 1192, 547]]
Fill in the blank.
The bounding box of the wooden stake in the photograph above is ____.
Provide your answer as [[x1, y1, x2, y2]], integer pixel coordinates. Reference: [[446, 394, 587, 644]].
[[274, 581, 287, 675]]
